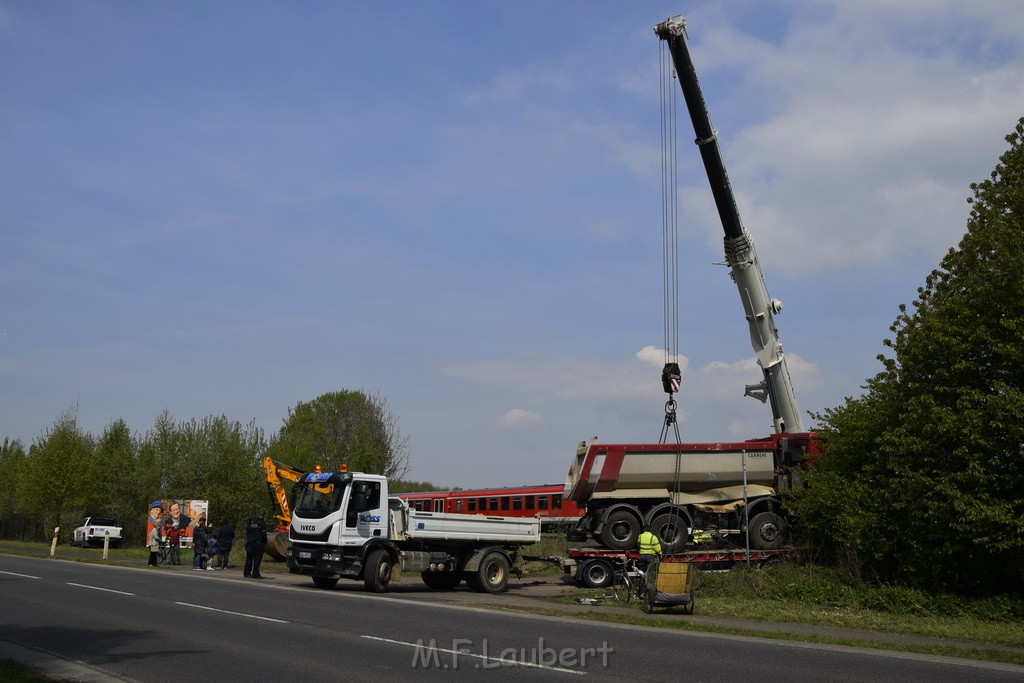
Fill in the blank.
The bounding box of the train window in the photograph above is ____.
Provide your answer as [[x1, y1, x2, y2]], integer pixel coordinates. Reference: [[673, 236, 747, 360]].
[[525, 496, 535, 510], [479, 497, 486, 511], [512, 496, 522, 511], [455, 499, 462, 512], [553, 494, 562, 510], [488, 497, 498, 511], [467, 499, 476, 512], [538, 495, 548, 509], [501, 497, 510, 511], [434, 499, 444, 513]]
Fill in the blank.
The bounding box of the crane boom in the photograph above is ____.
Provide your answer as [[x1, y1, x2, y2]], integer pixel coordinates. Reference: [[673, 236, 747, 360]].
[[655, 17, 804, 433]]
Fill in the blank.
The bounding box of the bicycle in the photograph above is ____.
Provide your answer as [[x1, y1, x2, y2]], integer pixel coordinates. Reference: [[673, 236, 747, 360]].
[[611, 557, 650, 604], [156, 541, 170, 565]]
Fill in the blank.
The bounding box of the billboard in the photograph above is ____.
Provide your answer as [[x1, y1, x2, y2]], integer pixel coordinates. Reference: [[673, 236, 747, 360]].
[[147, 499, 210, 549]]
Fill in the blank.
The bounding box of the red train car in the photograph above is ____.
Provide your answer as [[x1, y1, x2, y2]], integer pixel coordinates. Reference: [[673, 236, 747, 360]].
[[398, 484, 583, 530]]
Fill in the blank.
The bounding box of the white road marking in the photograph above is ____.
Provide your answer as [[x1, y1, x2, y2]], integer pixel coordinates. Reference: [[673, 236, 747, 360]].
[[66, 582, 134, 596], [175, 601, 289, 623], [0, 570, 40, 579], [361, 634, 587, 675]]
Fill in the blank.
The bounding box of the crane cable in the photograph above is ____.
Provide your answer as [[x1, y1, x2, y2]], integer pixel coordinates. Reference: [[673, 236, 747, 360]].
[[658, 33, 685, 517]]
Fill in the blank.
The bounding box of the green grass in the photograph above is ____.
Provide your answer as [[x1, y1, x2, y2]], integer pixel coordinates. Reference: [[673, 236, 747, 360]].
[[0, 659, 55, 682], [689, 563, 1024, 645], [545, 561, 1024, 665]]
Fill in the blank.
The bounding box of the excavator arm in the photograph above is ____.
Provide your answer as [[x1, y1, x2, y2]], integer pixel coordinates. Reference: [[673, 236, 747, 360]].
[[263, 456, 305, 532]]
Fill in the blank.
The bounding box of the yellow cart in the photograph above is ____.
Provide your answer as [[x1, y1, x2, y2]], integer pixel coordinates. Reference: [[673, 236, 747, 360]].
[[643, 559, 694, 614]]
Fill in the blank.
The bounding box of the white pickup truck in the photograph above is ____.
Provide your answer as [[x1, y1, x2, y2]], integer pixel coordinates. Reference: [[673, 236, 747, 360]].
[[287, 470, 540, 594], [72, 516, 123, 548]]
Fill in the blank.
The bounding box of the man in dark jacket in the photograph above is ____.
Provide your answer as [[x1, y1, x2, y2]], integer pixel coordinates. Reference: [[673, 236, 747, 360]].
[[244, 511, 268, 579], [216, 520, 234, 569], [192, 518, 208, 570]]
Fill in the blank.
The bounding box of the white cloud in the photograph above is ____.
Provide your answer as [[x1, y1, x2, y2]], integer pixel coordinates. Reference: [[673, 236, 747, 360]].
[[678, 3, 1024, 275], [497, 409, 542, 429]]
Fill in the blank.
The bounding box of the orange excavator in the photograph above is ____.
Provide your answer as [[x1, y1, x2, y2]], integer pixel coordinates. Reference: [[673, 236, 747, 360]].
[[263, 456, 305, 560]]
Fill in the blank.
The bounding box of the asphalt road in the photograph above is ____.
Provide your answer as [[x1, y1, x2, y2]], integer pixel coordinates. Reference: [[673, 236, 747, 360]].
[[1, 554, 1022, 682]]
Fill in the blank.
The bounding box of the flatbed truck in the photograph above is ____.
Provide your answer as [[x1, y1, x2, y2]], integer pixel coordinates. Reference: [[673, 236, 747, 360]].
[[286, 469, 541, 594]]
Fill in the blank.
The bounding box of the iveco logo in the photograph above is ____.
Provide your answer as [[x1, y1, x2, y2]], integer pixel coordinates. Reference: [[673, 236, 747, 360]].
[[300, 524, 316, 532]]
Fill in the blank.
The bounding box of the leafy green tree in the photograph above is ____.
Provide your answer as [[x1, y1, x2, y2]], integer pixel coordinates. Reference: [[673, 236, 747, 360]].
[[139, 413, 266, 531], [266, 390, 410, 480], [797, 117, 1024, 594], [0, 438, 27, 518], [93, 419, 144, 544], [144, 409, 183, 495], [185, 415, 266, 526], [18, 409, 95, 540]]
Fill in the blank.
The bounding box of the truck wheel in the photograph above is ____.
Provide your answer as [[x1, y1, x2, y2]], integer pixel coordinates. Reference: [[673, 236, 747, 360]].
[[421, 571, 462, 590], [468, 552, 510, 594], [313, 576, 339, 589], [748, 512, 787, 550], [650, 513, 688, 554], [599, 510, 640, 550], [578, 559, 614, 589], [363, 548, 392, 593]]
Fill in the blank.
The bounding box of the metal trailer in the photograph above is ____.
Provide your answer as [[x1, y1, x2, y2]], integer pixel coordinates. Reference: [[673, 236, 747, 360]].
[[560, 546, 801, 589]]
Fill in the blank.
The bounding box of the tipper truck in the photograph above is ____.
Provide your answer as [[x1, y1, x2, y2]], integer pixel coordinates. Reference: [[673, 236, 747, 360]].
[[286, 468, 540, 594], [563, 432, 817, 553]]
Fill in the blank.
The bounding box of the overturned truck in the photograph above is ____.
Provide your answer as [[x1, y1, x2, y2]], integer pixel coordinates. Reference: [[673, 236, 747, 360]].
[[563, 433, 817, 553]]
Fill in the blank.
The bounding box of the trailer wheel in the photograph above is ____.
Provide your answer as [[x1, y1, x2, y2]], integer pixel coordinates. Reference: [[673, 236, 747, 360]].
[[642, 589, 655, 614], [599, 510, 641, 550], [313, 576, 339, 589], [748, 512, 787, 550], [650, 513, 688, 554], [467, 552, 510, 594], [578, 559, 614, 589], [363, 548, 392, 593], [421, 571, 462, 590]]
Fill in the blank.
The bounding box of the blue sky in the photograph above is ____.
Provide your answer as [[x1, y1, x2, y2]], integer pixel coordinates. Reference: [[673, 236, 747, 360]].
[[2, 1, 1022, 488]]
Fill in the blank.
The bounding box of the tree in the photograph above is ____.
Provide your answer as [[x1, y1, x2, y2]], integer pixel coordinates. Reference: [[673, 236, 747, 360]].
[[93, 419, 144, 544], [18, 409, 95, 539], [796, 118, 1024, 594], [266, 390, 410, 480], [0, 438, 27, 518]]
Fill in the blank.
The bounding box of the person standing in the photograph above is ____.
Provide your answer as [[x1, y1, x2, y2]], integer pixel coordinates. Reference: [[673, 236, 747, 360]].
[[204, 521, 218, 570], [192, 518, 208, 570], [637, 525, 662, 571], [216, 520, 234, 569], [147, 501, 163, 567], [243, 511, 268, 579], [165, 521, 183, 565]]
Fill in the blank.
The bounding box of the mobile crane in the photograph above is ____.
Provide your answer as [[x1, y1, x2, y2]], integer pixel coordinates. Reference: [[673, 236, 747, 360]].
[[656, 15, 803, 433], [563, 16, 816, 554]]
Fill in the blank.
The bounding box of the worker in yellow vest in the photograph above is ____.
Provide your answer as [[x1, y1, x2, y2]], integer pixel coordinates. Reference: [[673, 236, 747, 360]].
[[637, 526, 662, 570]]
